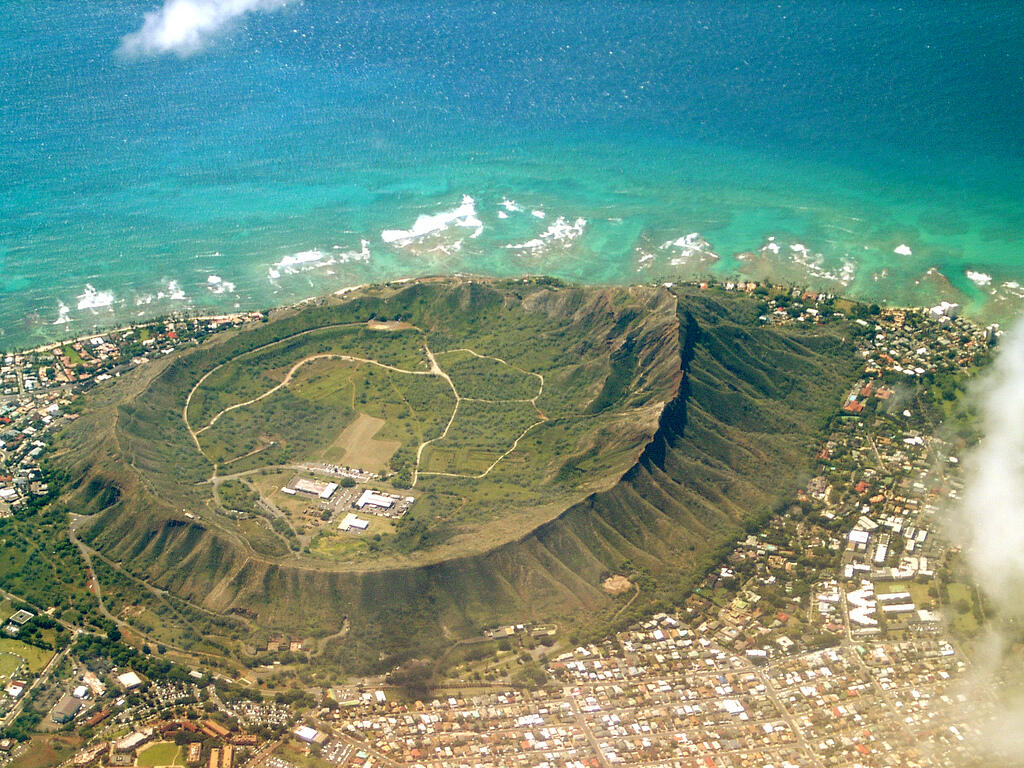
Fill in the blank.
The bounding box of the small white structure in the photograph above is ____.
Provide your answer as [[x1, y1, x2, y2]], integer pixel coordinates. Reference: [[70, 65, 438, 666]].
[[319, 482, 339, 500], [356, 489, 394, 510], [73, 685, 89, 699], [339, 513, 370, 532]]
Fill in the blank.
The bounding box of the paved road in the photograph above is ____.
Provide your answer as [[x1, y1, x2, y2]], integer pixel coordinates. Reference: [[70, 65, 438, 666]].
[[67, 514, 230, 667], [0, 629, 78, 729], [567, 687, 612, 768]]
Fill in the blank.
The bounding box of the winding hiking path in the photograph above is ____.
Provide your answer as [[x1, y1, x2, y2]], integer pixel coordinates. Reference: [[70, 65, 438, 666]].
[[182, 320, 383, 451], [68, 513, 232, 665], [413, 347, 549, 483], [182, 324, 549, 488], [194, 353, 439, 437]]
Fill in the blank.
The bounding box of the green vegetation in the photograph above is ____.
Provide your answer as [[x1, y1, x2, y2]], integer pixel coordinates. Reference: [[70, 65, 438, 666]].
[[46, 279, 859, 669], [0, 652, 21, 678], [136, 742, 185, 767], [186, 325, 430, 429], [0, 643, 50, 671], [0, 638, 52, 671], [420, 400, 541, 476], [216, 479, 260, 515], [435, 350, 541, 400], [61, 345, 85, 366], [0, 496, 98, 626], [7, 734, 79, 767], [275, 740, 337, 768], [946, 582, 981, 635], [586, 337, 637, 414], [0, 640, 53, 673], [237, 517, 291, 557]]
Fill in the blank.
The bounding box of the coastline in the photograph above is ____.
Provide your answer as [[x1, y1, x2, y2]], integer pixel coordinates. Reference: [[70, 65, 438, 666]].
[[3, 269, 1013, 357]]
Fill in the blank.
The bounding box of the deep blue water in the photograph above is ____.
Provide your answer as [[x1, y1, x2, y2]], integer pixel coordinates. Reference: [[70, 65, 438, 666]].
[[2, 0, 1023, 348]]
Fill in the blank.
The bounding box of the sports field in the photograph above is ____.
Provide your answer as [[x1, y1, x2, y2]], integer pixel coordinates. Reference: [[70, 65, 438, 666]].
[[136, 742, 185, 767], [0, 639, 52, 673]]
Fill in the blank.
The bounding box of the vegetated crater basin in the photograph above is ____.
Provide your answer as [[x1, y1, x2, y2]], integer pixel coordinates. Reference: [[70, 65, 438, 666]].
[[68, 278, 682, 572], [57, 277, 860, 658]]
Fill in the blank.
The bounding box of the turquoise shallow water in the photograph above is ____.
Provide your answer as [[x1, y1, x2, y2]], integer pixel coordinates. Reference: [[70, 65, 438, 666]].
[[1, 0, 1023, 348]]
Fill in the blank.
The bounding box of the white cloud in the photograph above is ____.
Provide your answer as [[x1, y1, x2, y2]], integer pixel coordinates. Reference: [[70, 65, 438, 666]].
[[119, 0, 287, 58], [953, 318, 1024, 617]]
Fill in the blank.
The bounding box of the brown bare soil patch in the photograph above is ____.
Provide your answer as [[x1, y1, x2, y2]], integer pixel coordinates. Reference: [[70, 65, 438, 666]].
[[367, 320, 415, 331], [323, 413, 400, 471], [602, 575, 633, 595]]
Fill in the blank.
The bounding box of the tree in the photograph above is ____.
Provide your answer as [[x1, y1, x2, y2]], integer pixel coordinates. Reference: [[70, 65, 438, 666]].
[[387, 659, 436, 698], [511, 663, 548, 689]]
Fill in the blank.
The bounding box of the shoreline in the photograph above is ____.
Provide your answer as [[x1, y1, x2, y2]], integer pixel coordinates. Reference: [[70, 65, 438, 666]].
[[2, 273, 1003, 357], [2, 274, 999, 358]]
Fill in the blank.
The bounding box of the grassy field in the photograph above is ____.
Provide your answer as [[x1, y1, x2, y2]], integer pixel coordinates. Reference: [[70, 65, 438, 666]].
[[136, 741, 185, 767], [0, 651, 22, 678], [62, 345, 86, 366], [946, 582, 980, 634], [322, 413, 399, 470], [10, 734, 81, 768], [275, 740, 337, 768], [0, 639, 53, 673], [435, 350, 541, 400]]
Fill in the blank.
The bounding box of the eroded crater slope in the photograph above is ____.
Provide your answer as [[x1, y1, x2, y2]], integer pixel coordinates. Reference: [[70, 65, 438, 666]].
[[53, 279, 859, 668]]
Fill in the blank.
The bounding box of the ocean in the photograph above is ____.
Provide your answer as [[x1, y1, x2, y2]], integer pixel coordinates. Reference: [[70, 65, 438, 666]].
[[2, 0, 1023, 349]]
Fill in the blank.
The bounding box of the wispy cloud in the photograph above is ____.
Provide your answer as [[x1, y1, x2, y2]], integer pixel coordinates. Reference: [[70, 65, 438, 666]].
[[119, 0, 287, 58], [946, 318, 1024, 765], [953, 318, 1024, 616]]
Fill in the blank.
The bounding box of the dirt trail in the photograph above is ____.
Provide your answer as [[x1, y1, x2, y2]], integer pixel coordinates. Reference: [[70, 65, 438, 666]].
[[183, 329, 546, 488], [195, 353, 437, 437]]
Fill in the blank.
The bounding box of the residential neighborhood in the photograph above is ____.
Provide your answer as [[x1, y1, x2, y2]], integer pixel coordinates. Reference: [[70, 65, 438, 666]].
[[0, 314, 263, 514], [0, 286, 1006, 768]]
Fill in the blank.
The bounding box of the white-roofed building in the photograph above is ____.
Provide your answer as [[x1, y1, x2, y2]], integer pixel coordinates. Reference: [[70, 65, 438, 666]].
[[339, 513, 370, 532], [356, 489, 394, 510], [292, 478, 332, 497], [116, 671, 143, 690]]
